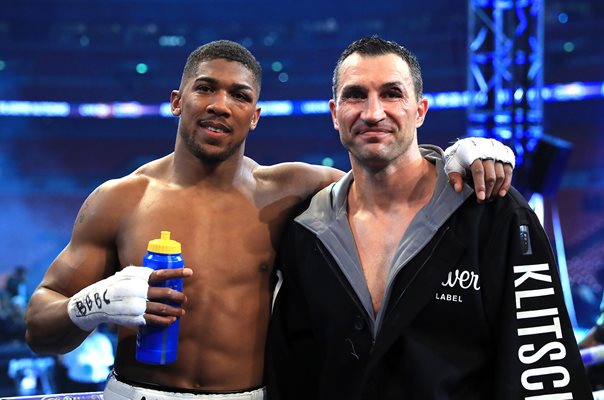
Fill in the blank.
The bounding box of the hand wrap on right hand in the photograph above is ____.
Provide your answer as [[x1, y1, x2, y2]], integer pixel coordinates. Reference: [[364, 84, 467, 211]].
[[67, 266, 153, 332]]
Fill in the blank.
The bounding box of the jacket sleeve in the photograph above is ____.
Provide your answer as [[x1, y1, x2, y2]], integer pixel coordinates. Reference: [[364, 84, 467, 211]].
[[265, 221, 321, 400], [491, 194, 593, 399]]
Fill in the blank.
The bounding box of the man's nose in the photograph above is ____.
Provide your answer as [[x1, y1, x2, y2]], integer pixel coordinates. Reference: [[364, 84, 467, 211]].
[[207, 92, 230, 117], [361, 93, 386, 123]]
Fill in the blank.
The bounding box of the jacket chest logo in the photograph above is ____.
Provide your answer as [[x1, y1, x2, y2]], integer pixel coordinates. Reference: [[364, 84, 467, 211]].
[[436, 268, 480, 303]]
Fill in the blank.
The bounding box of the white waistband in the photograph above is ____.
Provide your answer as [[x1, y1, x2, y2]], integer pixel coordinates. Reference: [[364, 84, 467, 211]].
[[104, 374, 266, 400]]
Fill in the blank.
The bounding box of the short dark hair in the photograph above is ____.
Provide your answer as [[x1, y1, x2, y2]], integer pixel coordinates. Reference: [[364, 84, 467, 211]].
[[181, 40, 262, 94], [332, 35, 423, 101]]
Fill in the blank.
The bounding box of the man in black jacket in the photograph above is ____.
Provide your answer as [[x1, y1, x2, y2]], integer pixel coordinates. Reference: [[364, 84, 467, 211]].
[[266, 36, 593, 399]]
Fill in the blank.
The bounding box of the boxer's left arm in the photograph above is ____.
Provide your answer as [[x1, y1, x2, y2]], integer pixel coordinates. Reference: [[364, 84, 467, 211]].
[[445, 137, 516, 201], [274, 138, 515, 205]]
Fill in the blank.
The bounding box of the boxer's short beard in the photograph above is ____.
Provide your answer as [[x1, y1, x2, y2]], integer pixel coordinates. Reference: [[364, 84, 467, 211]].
[[184, 133, 245, 164]]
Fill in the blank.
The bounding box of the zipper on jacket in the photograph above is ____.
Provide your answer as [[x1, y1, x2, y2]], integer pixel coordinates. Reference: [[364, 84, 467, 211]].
[[381, 225, 451, 326], [316, 240, 375, 336]]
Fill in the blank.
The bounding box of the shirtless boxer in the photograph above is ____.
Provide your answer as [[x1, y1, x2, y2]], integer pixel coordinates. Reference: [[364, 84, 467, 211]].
[[24, 40, 514, 399]]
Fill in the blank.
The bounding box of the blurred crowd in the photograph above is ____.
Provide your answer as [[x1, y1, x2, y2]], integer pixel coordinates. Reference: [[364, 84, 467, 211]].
[[0, 265, 27, 343], [0, 265, 116, 397]]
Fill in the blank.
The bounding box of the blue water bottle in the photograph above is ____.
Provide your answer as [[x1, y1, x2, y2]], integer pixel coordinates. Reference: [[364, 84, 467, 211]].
[[136, 231, 183, 364]]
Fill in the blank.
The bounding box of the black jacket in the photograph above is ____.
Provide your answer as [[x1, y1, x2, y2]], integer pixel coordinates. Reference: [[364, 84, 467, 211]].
[[266, 151, 592, 400]]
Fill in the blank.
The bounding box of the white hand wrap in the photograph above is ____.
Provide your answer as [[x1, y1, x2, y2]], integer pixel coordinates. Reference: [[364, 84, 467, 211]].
[[444, 137, 516, 176], [67, 266, 153, 332]]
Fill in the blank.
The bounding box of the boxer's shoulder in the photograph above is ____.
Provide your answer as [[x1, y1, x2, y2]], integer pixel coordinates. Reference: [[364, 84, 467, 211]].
[[72, 174, 152, 238]]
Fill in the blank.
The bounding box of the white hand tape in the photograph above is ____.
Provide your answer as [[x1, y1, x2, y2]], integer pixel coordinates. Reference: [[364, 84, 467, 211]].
[[444, 137, 516, 176], [67, 266, 153, 331]]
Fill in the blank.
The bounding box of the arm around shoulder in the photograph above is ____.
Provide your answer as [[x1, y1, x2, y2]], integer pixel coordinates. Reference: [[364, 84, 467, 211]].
[[272, 162, 344, 200]]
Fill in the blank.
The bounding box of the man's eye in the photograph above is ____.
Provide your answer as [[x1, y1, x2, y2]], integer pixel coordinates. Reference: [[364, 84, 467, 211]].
[[233, 92, 251, 102], [384, 90, 402, 98], [342, 91, 365, 100], [196, 85, 212, 92]]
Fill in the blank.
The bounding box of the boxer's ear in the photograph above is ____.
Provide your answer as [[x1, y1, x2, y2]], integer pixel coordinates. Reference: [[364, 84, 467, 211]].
[[249, 106, 261, 131], [171, 90, 182, 116]]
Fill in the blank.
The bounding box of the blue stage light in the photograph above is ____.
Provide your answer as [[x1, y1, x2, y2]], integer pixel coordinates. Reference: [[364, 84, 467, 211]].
[[0, 81, 602, 118], [136, 63, 148, 74]]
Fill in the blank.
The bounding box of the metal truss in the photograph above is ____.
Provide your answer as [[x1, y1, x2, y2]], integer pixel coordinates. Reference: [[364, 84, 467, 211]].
[[467, 0, 544, 165]]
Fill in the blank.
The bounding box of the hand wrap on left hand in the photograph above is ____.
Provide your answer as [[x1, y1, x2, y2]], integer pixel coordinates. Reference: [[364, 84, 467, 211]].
[[444, 137, 516, 176]]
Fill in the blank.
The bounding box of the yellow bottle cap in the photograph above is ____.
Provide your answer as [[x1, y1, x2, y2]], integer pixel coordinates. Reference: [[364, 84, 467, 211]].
[[147, 231, 181, 254]]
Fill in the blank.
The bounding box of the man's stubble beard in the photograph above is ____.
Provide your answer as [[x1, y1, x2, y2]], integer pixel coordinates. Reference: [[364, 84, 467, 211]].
[[341, 133, 415, 173], [182, 130, 246, 165]]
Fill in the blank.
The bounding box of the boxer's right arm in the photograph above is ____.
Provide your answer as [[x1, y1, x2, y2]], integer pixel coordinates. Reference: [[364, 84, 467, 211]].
[[25, 179, 190, 354], [26, 182, 121, 354]]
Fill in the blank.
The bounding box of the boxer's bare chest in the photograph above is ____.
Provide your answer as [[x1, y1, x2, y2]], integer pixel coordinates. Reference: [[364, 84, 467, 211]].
[[116, 183, 295, 283]]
